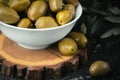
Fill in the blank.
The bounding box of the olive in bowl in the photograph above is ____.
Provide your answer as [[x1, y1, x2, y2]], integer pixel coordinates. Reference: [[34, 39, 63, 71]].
[[0, 3, 82, 49]]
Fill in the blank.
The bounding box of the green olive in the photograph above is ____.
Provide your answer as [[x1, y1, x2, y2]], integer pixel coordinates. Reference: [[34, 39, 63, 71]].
[[35, 16, 59, 29], [64, 4, 76, 19], [89, 60, 111, 77], [17, 18, 32, 28], [44, 0, 48, 3], [8, 0, 30, 12], [27, 0, 48, 21], [63, 0, 78, 7], [58, 37, 78, 56], [56, 10, 73, 25], [0, 5, 20, 24], [68, 32, 87, 48], [0, 0, 9, 5], [0, 2, 4, 6], [49, 0, 63, 13]]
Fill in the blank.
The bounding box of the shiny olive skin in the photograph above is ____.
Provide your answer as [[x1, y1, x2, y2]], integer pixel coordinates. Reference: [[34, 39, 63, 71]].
[[63, 0, 78, 7], [64, 4, 75, 19], [8, 0, 30, 12], [89, 61, 111, 77], [56, 10, 73, 25], [68, 32, 87, 48], [35, 16, 59, 29], [27, 0, 48, 21], [0, 5, 20, 24], [58, 37, 78, 56], [49, 0, 63, 13], [17, 18, 32, 28]]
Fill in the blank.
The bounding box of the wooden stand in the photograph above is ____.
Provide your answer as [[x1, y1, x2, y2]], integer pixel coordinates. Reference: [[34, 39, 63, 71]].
[[0, 33, 87, 80]]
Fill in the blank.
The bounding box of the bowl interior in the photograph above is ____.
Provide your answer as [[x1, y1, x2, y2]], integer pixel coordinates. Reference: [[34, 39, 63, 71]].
[[0, 3, 82, 31]]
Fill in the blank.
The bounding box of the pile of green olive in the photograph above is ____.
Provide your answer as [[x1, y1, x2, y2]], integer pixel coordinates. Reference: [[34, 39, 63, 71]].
[[0, 0, 79, 29], [58, 32, 88, 55]]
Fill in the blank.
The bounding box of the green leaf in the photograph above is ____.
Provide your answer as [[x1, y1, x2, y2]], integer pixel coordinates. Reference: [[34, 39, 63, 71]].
[[101, 27, 120, 39], [89, 8, 107, 16], [80, 23, 87, 34], [109, 7, 120, 15], [105, 16, 120, 23], [91, 18, 104, 35], [87, 16, 98, 27]]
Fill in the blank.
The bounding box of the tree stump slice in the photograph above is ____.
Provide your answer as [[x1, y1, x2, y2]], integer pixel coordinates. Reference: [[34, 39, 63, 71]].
[[0, 33, 87, 80]]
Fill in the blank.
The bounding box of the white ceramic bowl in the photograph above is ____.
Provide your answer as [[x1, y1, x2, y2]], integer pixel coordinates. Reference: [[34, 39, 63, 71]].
[[0, 3, 82, 49]]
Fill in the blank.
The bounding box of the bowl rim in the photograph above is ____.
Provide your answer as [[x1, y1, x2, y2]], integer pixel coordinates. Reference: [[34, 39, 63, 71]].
[[0, 3, 82, 31]]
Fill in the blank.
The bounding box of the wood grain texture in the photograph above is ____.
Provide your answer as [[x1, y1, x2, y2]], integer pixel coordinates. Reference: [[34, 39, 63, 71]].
[[0, 34, 87, 80]]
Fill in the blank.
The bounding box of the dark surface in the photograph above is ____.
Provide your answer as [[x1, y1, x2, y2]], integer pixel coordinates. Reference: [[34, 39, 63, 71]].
[[0, 35, 120, 80]]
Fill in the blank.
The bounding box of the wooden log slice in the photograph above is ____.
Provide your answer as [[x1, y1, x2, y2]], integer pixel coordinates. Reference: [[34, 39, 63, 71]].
[[0, 34, 87, 80]]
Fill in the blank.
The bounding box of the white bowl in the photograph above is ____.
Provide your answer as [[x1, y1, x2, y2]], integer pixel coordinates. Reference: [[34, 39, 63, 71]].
[[0, 3, 82, 49]]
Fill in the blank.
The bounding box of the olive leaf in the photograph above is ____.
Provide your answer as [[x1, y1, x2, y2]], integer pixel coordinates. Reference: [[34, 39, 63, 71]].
[[101, 27, 120, 39], [91, 0, 108, 11], [105, 16, 120, 23], [79, 0, 120, 39], [109, 7, 120, 15], [90, 18, 104, 36], [85, 16, 98, 33], [90, 18, 114, 37], [80, 23, 87, 34]]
